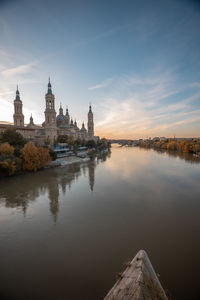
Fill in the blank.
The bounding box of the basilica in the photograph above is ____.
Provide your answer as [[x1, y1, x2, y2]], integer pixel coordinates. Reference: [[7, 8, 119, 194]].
[[0, 79, 97, 145]]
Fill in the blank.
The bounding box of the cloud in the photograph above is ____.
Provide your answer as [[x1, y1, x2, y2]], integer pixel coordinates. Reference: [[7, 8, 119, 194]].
[[189, 82, 200, 89], [94, 70, 200, 138], [88, 78, 112, 90], [1, 61, 37, 77]]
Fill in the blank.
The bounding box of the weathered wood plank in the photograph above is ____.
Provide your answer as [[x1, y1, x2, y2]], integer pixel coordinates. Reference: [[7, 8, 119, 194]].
[[104, 250, 168, 300]]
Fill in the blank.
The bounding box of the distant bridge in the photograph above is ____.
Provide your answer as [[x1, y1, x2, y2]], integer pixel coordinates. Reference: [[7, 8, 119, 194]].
[[109, 139, 134, 146]]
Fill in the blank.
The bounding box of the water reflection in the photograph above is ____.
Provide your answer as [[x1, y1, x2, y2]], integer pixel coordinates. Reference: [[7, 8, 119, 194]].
[[0, 146, 200, 300], [152, 148, 200, 164], [0, 152, 111, 222]]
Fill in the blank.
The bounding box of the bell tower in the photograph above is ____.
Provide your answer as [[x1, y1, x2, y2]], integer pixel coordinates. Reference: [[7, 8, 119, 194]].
[[13, 86, 24, 127], [44, 78, 56, 126], [87, 104, 94, 139], [44, 78, 57, 144], [66, 106, 70, 125]]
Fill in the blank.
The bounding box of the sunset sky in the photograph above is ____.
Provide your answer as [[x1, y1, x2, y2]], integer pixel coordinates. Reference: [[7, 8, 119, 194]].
[[0, 0, 200, 139]]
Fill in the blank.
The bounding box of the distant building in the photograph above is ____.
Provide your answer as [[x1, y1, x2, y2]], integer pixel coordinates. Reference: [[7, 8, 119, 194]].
[[0, 79, 98, 145], [152, 137, 160, 142], [160, 137, 167, 141]]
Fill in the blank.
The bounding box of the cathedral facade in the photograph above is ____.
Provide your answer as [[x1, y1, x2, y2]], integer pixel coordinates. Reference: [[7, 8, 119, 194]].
[[0, 80, 96, 145]]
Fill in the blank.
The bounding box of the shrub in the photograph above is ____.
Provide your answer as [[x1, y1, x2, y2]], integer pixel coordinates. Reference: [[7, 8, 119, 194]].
[[0, 156, 21, 176]]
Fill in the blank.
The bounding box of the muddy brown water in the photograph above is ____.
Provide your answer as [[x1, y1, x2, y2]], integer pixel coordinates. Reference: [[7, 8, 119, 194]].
[[0, 145, 200, 300]]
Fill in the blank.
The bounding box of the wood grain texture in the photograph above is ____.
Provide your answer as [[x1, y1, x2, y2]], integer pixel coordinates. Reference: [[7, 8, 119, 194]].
[[104, 250, 168, 300]]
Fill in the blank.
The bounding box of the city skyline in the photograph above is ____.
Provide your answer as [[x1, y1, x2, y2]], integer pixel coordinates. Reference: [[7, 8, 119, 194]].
[[0, 0, 200, 139]]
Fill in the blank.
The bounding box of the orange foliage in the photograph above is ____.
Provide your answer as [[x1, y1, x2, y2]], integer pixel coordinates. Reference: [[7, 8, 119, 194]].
[[20, 142, 40, 171], [20, 142, 52, 171], [0, 142, 14, 156], [0, 160, 16, 175], [167, 141, 177, 151], [38, 147, 52, 167]]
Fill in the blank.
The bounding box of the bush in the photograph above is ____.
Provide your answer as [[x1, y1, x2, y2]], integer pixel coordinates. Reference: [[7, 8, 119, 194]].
[[0, 156, 21, 176]]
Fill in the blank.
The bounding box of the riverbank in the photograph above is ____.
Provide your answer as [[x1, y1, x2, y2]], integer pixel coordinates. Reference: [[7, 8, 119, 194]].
[[49, 155, 91, 167]]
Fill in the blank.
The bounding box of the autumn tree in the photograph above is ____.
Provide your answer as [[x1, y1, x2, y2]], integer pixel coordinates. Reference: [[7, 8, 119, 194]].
[[0, 143, 14, 156], [167, 141, 178, 151], [0, 160, 16, 176], [38, 147, 52, 167], [20, 142, 40, 171]]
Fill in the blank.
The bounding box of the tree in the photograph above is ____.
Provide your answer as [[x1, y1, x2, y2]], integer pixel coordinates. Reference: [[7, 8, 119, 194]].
[[86, 140, 96, 149], [0, 128, 26, 147], [67, 135, 74, 149], [20, 142, 40, 171], [0, 160, 16, 176], [44, 137, 51, 146], [49, 149, 57, 161], [0, 143, 14, 156], [38, 147, 52, 167], [57, 135, 69, 143], [167, 141, 178, 151]]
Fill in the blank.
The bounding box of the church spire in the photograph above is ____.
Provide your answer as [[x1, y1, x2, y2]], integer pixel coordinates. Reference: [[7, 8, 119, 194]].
[[30, 114, 34, 124], [13, 85, 24, 127], [15, 85, 21, 101], [47, 77, 52, 94], [59, 103, 63, 115], [88, 103, 94, 138]]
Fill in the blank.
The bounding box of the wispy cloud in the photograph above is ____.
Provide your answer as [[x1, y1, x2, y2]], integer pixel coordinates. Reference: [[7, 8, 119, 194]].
[[1, 61, 37, 77], [88, 78, 112, 90], [95, 70, 200, 138]]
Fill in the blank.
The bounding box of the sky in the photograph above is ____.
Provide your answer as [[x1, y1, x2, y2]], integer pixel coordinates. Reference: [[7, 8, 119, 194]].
[[0, 0, 200, 139]]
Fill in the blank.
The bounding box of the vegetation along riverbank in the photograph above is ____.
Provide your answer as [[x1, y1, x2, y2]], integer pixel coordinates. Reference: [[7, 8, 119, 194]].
[[0, 128, 111, 177], [138, 138, 200, 155]]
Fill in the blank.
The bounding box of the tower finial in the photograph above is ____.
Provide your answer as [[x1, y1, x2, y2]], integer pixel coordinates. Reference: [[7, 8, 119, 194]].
[[47, 77, 52, 94], [15, 85, 20, 100], [89, 102, 92, 113]]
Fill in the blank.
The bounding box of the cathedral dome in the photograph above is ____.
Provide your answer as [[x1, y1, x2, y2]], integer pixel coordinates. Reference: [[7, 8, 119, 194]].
[[56, 105, 68, 128], [56, 114, 67, 122]]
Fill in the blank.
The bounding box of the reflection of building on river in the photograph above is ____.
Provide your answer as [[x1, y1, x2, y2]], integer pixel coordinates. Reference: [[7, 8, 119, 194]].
[[0, 154, 110, 222], [88, 161, 95, 192]]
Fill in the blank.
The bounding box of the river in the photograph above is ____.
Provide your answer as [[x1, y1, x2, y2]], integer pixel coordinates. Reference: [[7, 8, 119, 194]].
[[0, 145, 200, 300]]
